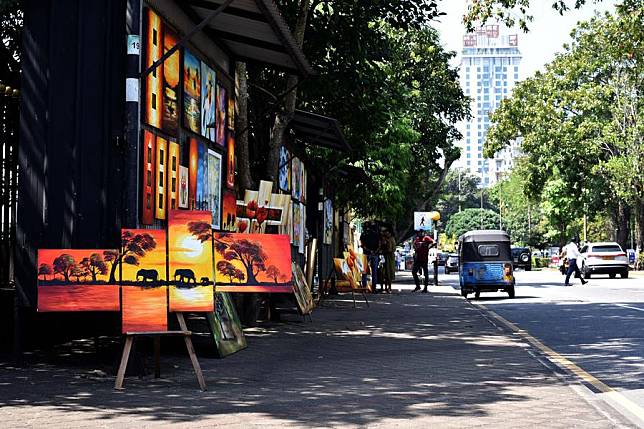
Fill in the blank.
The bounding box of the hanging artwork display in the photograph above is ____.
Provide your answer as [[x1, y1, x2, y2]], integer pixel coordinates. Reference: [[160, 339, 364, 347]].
[[162, 26, 179, 136], [221, 190, 237, 232], [37, 249, 120, 312], [195, 141, 208, 211], [291, 157, 301, 201], [226, 134, 235, 189], [168, 210, 215, 312], [188, 137, 198, 209], [183, 49, 201, 134], [206, 292, 246, 357], [155, 136, 168, 220], [216, 84, 227, 147], [167, 141, 179, 211], [292, 263, 314, 315], [293, 202, 303, 253], [144, 8, 163, 129], [178, 165, 189, 209], [207, 149, 222, 229], [200, 62, 216, 142], [226, 97, 234, 130], [301, 163, 307, 204], [279, 146, 290, 192], [141, 130, 156, 225], [214, 233, 292, 293], [323, 199, 333, 245], [120, 229, 168, 333]]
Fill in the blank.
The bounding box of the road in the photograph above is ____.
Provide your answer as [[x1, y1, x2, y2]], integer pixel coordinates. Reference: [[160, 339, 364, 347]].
[[437, 266, 644, 426]]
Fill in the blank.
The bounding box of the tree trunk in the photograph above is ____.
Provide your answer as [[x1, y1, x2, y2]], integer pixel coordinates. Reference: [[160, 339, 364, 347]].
[[610, 200, 630, 251], [235, 61, 254, 192], [635, 200, 644, 251]]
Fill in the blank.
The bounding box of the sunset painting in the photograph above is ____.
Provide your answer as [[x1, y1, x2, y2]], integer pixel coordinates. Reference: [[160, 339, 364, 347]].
[[214, 233, 292, 293], [37, 249, 120, 312], [206, 292, 246, 357], [144, 8, 163, 130], [221, 190, 237, 232], [168, 210, 215, 312], [226, 134, 235, 189], [122, 286, 167, 333], [162, 25, 179, 136]]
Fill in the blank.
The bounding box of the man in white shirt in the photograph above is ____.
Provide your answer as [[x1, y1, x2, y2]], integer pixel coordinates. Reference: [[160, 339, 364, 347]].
[[563, 240, 587, 286]]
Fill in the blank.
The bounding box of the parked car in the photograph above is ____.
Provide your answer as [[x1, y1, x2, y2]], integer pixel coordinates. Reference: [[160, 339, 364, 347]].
[[578, 242, 629, 279], [445, 254, 459, 274], [511, 247, 532, 271], [436, 252, 449, 266]]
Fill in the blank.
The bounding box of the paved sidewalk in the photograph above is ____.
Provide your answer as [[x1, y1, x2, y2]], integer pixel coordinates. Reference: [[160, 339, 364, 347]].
[[0, 272, 630, 428]]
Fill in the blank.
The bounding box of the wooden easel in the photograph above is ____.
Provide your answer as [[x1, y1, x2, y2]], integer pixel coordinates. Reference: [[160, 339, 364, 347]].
[[318, 268, 369, 308], [115, 313, 207, 391]]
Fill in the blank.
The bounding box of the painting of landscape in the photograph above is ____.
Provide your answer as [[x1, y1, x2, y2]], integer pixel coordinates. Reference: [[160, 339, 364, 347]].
[[221, 190, 237, 232], [206, 292, 246, 357], [37, 249, 120, 312], [214, 233, 292, 292], [168, 210, 214, 312], [122, 286, 167, 333]]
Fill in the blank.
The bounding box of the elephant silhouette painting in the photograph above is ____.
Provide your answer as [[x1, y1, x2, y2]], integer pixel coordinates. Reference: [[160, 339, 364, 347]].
[[136, 269, 159, 283], [174, 269, 197, 285]]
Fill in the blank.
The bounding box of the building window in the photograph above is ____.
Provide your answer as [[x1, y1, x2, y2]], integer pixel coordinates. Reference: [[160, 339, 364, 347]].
[[467, 153, 471, 158]]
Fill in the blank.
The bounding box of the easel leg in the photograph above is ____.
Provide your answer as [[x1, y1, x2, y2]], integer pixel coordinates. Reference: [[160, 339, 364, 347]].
[[176, 313, 207, 391], [362, 291, 370, 307], [115, 336, 134, 390], [153, 337, 161, 379], [351, 291, 357, 308]]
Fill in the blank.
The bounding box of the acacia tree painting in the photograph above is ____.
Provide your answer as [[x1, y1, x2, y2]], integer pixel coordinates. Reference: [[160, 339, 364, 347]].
[[80, 253, 108, 282], [52, 254, 75, 283], [214, 234, 269, 284], [107, 231, 157, 283], [38, 263, 53, 281], [265, 265, 281, 284], [187, 220, 213, 243], [216, 260, 245, 283], [70, 264, 89, 282]]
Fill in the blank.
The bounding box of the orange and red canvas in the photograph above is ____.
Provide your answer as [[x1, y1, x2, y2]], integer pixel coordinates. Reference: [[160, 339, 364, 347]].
[[162, 26, 179, 136], [37, 249, 120, 312], [214, 233, 292, 293], [155, 136, 168, 220], [122, 286, 167, 333], [167, 141, 179, 211], [221, 190, 237, 232], [141, 130, 156, 225], [226, 134, 235, 189], [144, 8, 163, 129], [188, 137, 198, 209], [168, 210, 214, 312]]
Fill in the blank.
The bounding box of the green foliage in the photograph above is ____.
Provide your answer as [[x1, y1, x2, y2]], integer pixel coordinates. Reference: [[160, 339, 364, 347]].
[[445, 208, 500, 239], [436, 169, 482, 227]]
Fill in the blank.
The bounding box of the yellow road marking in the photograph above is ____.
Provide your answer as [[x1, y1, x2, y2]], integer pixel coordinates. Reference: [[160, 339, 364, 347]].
[[477, 304, 644, 422]]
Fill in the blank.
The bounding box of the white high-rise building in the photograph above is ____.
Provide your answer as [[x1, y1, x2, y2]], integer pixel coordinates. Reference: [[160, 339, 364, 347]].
[[454, 23, 523, 187]]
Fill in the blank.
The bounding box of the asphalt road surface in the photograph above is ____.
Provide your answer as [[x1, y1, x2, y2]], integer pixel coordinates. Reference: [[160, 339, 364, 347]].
[[439, 267, 644, 426]]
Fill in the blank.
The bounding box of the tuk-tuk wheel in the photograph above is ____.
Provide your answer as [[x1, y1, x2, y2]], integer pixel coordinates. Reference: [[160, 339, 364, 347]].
[[474, 291, 480, 299]]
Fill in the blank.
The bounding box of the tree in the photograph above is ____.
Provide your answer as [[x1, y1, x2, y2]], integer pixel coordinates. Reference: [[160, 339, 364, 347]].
[[38, 263, 53, 281], [70, 264, 89, 282], [80, 253, 108, 282], [105, 231, 157, 283], [187, 221, 213, 243], [265, 265, 281, 283], [52, 254, 75, 283], [217, 260, 245, 283], [445, 208, 500, 239], [436, 169, 482, 227], [0, 0, 22, 87], [214, 235, 268, 284]]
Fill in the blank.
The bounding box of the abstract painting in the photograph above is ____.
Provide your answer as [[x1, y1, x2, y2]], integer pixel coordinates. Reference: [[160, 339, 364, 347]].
[[196, 140, 208, 211], [183, 49, 201, 134], [120, 229, 168, 333], [323, 199, 333, 245], [279, 146, 290, 192], [155, 136, 167, 220], [188, 137, 198, 209], [37, 249, 120, 312], [333, 258, 358, 288], [167, 141, 179, 211], [162, 26, 179, 136], [141, 130, 156, 225], [178, 165, 189, 209], [206, 292, 246, 357], [292, 262, 313, 315], [226, 134, 235, 189], [168, 210, 214, 312], [214, 233, 292, 292], [144, 8, 163, 130], [227, 97, 234, 130], [221, 190, 237, 232], [200, 62, 216, 142], [291, 157, 302, 201], [216, 84, 227, 147], [207, 149, 222, 229]]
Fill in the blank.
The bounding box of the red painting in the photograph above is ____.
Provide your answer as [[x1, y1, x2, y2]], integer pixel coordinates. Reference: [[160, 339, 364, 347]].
[[188, 137, 198, 209], [37, 249, 120, 312], [221, 190, 237, 232], [162, 26, 179, 136], [144, 8, 163, 129], [141, 130, 156, 225], [226, 134, 235, 189], [122, 286, 167, 333], [214, 233, 292, 293]]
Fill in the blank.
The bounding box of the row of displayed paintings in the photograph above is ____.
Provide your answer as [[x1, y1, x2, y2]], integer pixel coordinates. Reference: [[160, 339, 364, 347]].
[[144, 8, 233, 146], [142, 130, 235, 227], [278, 147, 307, 203]]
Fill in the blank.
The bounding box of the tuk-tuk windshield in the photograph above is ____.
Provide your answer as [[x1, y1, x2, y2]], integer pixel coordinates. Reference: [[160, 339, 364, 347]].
[[478, 245, 499, 257], [460, 241, 511, 261]]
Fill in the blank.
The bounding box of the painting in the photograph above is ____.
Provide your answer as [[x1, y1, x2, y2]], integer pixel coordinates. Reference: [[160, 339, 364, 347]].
[[168, 210, 215, 312], [279, 146, 290, 192], [214, 233, 292, 292], [323, 199, 333, 245], [206, 292, 247, 357], [291, 157, 302, 201], [155, 136, 167, 220], [119, 229, 168, 333], [188, 137, 198, 209], [221, 190, 236, 232], [196, 140, 208, 211], [167, 141, 179, 211], [208, 149, 222, 229], [178, 165, 189, 209], [200, 62, 216, 142], [216, 84, 227, 147], [226, 134, 235, 189], [333, 258, 358, 288], [293, 202, 304, 254], [227, 97, 234, 130], [144, 8, 163, 129], [301, 163, 307, 204], [37, 249, 120, 312], [162, 26, 179, 136], [183, 49, 201, 134], [292, 263, 314, 315], [141, 130, 156, 225]]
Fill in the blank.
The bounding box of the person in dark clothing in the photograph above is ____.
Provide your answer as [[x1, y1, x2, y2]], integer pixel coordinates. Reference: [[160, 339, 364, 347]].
[[412, 230, 435, 293], [360, 222, 380, 290]]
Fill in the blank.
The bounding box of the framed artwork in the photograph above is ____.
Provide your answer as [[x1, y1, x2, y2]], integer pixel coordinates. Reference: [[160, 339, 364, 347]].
[[216, 84, 227, 147], [168, 210, 215, 312], [141, 130, 156, 225], [226, 134, 235, 189], [279, 146, 290, 192], [196, 141, 208, 211], [144, 8, 163, 129], [188, 137, 198, 209], [120, 229, 168, 333], [333, 258, 358, 288], [293, 202, 304, 253], [37, 249, 120, 312], [183, 49, 201, 134], [167, 141, 179, 211], [207, 149, 222, 229], [292, 263, 313, 315], [226, 97, 234, 130], [323, 199, 333, 245], [200, 62, 216, 142], [301, 163, 307, 204], [206, 292, 247, 357], [162, 26, 179, 136], [291, 157, 302, 201], [214, 233, 292, 292], [155, 136, 167, 220], [221, 189, 237, 232], [178, 165, 189, 209]]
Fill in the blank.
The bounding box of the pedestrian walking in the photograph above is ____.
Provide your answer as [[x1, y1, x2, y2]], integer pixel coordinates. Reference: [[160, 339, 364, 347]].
[[563, 238, 587, 286], [412, 230, 435, 293], [380, 229, 396, 293]]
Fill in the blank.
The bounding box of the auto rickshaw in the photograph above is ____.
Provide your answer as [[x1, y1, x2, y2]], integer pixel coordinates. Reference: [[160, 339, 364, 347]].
[[458, 230, 515, 299]]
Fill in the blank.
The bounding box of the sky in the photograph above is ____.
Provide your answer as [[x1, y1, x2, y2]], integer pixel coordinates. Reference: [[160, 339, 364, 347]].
[[433, 0, 617, 80]]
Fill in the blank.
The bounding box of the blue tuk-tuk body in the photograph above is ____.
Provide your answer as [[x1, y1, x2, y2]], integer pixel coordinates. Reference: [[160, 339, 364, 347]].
[[458, 230, 515, 299]]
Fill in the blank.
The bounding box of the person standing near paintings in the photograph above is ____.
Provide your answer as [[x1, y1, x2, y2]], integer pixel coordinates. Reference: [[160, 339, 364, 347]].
[[360, 222, 380, 292], [412, 230, 435, 293], [380, 229, 396, 293]]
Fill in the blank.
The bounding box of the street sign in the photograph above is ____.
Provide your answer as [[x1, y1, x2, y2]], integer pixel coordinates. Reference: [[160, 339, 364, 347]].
[[414, 212, 433, 232]]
